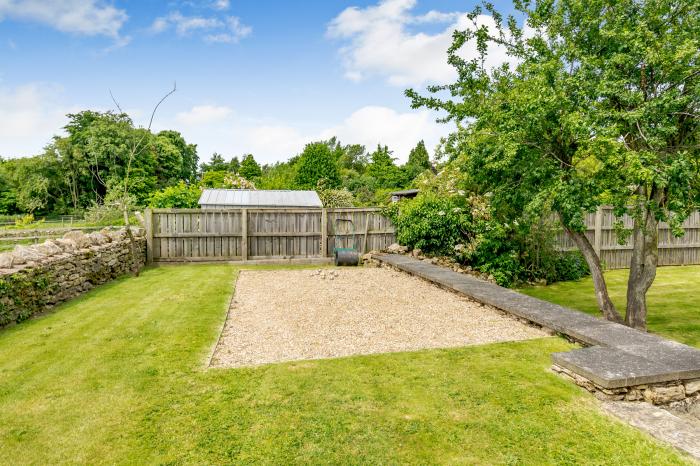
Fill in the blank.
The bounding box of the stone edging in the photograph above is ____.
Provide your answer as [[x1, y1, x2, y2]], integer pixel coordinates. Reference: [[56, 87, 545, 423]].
[[373, 252, 700, 406]]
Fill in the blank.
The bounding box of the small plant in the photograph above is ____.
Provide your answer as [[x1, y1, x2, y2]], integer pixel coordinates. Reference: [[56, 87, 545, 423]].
[[13, 214, 43, 228]]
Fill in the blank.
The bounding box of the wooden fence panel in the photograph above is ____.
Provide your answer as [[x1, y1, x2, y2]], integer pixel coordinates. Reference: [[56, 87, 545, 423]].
[[557, 207, 700, 269], [151, 209, 244, 262], [326, 208, 396, 255], [147, 207, 396, 263]]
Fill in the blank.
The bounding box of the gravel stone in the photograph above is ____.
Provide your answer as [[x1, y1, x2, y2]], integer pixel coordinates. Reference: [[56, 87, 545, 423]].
[[210, 268, 548, 368]]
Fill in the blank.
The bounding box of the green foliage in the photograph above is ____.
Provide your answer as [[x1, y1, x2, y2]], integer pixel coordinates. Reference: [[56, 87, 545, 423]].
[[404, 140, 431, 180], [200, 170, 228, 188], [316, 180, 355, 207], [200, 153, 229, 173], [228, 156, 240, 173], [149, 182, 201, 208], [239, 154, 262, 180], [294, 142, 341, 189], [259, 161, 298, 190], [0, 111, 199, 215], [406, 0, 700, 316], [385, 194, 473, 256], [366, 145, 406, 189], [157, 130, 198, 183], [388, 193, 589, 287]]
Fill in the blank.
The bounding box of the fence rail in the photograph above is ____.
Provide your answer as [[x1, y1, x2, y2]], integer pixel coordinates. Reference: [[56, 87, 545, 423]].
[[145, 207, 396, 264], [556, 207, 700, 269]]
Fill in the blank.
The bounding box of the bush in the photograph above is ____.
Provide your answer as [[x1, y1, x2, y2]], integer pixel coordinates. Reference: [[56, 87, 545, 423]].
[[149, 183, 201, 208], [387, 193, 590, 287], [385, 194, 473, 256]]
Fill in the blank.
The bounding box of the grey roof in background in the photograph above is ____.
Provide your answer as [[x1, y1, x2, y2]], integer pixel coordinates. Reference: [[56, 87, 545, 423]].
[[198, 189, 322, 208], [390, 189, 420, 196]]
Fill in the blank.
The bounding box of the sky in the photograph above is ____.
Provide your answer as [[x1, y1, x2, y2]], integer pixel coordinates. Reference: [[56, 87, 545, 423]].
[[0, 0, 516, 165]]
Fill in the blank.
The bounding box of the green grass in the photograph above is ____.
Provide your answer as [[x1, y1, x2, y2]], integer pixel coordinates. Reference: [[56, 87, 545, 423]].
[[520, 265, 700, 348], [0, 265, 690, 464]]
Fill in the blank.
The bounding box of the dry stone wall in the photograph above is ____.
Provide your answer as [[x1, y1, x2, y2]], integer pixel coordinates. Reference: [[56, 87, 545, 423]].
[[0, 228, 145, 327]]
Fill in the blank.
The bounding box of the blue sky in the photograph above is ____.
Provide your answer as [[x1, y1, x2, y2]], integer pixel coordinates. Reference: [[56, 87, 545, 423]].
[[0, 0, 516, 164]]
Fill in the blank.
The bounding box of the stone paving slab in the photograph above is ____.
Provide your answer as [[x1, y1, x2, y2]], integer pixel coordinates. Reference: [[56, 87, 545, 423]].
[[602, 401, 700, 460], [374, 253, 700, 389], [553, 347, 678, 388]]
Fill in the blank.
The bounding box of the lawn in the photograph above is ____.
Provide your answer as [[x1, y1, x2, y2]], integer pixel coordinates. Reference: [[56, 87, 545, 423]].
[[521, 265, 700, 348], [0, 265, 690, 464]]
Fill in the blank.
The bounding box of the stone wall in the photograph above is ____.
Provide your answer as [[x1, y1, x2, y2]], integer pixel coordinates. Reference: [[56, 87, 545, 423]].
[[0, 228, 146, 327], [553, 364, 700, 406]]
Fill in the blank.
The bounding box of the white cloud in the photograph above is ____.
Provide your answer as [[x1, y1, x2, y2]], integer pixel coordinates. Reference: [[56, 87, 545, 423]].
[[319, 106, 447, 161], [150, 11, 251, 43], [162, 104, 450, 165], [1, 92, 449, 165], [327, 0, 514, 86], [0, 83, 79, 158], [212, 0, 229, 11], [175, 104, 233, 126], [0, 0, 127, 38]]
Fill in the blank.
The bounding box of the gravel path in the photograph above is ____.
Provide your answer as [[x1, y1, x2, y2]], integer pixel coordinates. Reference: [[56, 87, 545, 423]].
[[210, 268, 548, 368]]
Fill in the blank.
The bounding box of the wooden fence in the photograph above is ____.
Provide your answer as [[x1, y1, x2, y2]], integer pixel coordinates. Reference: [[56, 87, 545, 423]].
[[144, 208, 396, 264], [557, 207, 700, 269]]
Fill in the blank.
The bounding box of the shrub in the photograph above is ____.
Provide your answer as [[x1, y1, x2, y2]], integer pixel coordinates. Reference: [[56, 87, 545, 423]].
[[385, 194, 473, 256], [387, 193, 590, 287], [149, 182, 201, 208]]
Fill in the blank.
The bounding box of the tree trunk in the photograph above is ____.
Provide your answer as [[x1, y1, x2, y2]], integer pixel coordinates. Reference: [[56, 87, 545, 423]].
[[625, 192, 660, 330], [565, 225, 623, 323]]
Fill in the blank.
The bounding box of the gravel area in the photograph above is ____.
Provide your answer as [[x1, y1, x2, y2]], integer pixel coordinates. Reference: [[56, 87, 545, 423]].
[[210, 268, 548, 368]]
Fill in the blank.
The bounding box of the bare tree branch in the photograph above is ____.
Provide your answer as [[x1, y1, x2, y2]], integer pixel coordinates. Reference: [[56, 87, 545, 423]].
[[109, 89, 124, 114]]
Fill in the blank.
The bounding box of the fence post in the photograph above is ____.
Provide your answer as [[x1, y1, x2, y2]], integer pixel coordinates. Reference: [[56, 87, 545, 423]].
[[594, 207, 603, 257], [321, 208, 328, 257], [145, 208, 154, 264], [362, 212, 371, 253], [241, 208, 248, 262]]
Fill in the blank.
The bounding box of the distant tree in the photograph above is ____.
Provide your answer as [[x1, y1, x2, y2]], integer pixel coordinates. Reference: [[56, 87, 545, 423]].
[[259, 159, 298, 189], [157, 130, 198, 182], [367, 145, 405, 189], [201, 153, 228, 173], [153, 134, 184, 189], [229, 156, 240, 173], [404, 140, 431, 180], [294, 142, 341, 189], [239, 154, 262, 180], [0, 159, 17, 213]]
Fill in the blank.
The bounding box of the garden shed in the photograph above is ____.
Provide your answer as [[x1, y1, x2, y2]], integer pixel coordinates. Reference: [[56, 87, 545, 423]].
[[390, 189, 419, 202], [198, 189, 323, 209]]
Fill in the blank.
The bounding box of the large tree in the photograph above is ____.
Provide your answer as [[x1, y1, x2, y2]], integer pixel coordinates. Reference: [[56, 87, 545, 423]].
[[294, 142, 341, 189], [408, 0, 700, 329], [239, 154, 262, 181], [404, 140, 432, 180]]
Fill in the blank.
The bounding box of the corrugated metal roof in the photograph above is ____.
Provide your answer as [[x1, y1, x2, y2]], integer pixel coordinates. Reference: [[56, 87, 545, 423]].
[[198, 189, 322, 208]]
